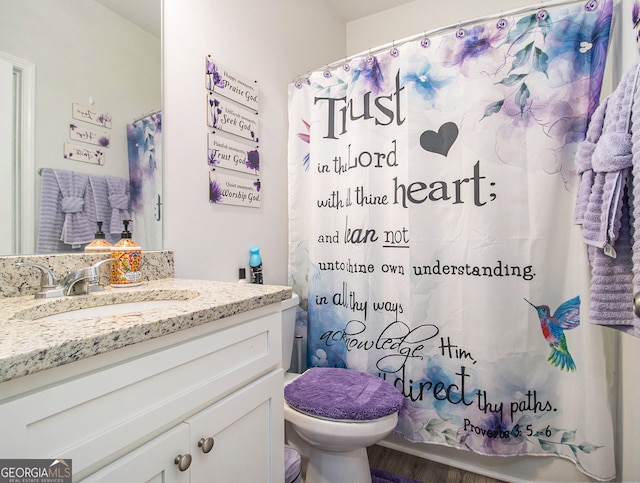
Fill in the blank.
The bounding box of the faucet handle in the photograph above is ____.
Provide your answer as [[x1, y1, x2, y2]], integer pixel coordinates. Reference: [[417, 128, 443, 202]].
[[91, 258, 112, 271], [16, 262, 58, 289], [88, 259, 112, 288], [60, 258, 112, 296]]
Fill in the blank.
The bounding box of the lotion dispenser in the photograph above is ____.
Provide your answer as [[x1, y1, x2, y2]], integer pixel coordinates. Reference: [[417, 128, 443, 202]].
[[84, 221, 112, 253], [111, 220, 142, 287]]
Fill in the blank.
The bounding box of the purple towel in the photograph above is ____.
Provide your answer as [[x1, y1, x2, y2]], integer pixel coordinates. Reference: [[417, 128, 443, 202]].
[[371, 468, 422, 483], [574, 60, 640, 334], [105, 176, 131, 234], [284, 445, 301, 483], [574, 98, 608, 226], [37, 168, 94, 252], [284, 367, 403, 421], [37, 169, 132, 253], [54, 169, 94, 245], [576, 64, 634, 250]]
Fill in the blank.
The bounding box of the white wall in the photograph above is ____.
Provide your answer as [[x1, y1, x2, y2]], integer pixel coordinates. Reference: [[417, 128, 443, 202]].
[[346, 0, 535, 57], [347, 1, 639, 482], [163, 0, 345, 284]]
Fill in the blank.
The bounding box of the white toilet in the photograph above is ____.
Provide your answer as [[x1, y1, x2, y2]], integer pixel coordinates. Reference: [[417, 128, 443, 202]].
[[280, 294, 403, 483]]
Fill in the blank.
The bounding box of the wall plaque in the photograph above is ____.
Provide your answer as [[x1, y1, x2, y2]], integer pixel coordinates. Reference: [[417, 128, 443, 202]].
[[205, 56, 259, 112], [207, 94, 259, 143], [208, 132, 259, 175], [69, 123, 110, 147], [72, 103, 112, 128], [63, 142, 104, 165], [209, 170, 260, 208]]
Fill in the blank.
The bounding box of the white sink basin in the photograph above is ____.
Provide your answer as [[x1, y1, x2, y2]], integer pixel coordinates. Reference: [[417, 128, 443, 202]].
[[11, 289, 200, 322], [38, 300, 182, 321]]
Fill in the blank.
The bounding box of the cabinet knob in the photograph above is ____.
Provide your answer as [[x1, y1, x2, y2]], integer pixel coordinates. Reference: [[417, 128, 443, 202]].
[[198, 437, 215, 454], [174, 453, 192, 471]]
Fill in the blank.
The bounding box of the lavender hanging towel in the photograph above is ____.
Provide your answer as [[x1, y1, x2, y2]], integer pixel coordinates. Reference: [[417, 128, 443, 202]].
[[284, 367, 403, 421], [37, 168, 67, 253], [578, 63, 635, 249], [574, 98, 608, 226], [574, 60, 640, 332], [105, 176, 131, 234], [89, 176, 114, 243], [53, 169, 94, 245]]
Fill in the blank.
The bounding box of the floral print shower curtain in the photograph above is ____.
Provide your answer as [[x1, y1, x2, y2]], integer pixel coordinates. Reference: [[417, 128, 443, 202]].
[[288, 1, 615, 478], [127, 112, 162, 250]]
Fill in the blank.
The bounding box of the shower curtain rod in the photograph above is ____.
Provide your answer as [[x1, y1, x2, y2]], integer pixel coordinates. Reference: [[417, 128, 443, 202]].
[[300, 0, 594, 79], [132, 109, 161, 123]]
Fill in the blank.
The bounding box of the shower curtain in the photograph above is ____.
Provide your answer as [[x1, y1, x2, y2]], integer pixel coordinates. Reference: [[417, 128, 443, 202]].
[[288, 1, 615, 479], [127, 112, 162, 250]]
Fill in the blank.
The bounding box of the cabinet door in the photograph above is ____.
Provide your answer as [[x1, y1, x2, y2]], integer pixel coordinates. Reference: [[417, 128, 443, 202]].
[[187, 370, 284, 483], [80, 424, 191, 483]]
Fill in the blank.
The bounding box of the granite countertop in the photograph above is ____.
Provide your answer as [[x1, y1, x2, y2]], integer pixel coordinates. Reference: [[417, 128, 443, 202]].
[[0, 278, 292, 383]]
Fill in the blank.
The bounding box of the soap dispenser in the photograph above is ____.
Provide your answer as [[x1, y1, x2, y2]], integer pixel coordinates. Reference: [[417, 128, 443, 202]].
[[84, 221, 112, 253], [110, 220, 142, 287]]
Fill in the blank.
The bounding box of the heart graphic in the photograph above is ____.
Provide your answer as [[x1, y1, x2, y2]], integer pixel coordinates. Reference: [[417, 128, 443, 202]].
[[420, 122, 459, 157]]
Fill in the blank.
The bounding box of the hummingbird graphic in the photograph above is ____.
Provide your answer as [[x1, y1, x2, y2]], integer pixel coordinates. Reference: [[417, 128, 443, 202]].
[[524, 296, 580, 372]]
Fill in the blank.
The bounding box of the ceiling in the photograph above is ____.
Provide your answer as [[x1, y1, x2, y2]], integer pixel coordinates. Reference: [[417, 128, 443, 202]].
[[325, 0, 415, 22], [94, 0, 415, 38], [94, 0, 161, 38]]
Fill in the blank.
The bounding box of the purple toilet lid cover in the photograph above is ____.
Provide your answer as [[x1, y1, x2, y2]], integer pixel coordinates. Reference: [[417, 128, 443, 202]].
[[284, 367, 404, 421]]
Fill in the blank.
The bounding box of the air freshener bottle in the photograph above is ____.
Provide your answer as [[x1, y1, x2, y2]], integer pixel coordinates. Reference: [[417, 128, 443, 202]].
[[249, 246, 263, 284], [84, 221, 112, 253], [111, 220, 142, 287]]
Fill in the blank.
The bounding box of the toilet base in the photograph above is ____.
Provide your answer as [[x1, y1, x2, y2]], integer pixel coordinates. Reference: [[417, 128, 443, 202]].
[[305, 446, 371, 483]]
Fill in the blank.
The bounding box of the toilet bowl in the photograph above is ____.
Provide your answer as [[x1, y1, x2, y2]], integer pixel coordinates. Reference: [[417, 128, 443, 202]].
[[284, 368, 401, 483], [280, 296, 403, 483]]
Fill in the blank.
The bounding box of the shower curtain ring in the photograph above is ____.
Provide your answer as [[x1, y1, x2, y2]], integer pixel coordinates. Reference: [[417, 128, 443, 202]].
[[366, 49, 375, 65], [497, 11, 507, 29], [390, 40, 399, 57], [421, 30, 430, 48]]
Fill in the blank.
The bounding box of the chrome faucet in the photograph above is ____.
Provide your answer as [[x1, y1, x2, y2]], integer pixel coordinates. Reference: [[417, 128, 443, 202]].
[[17, 259, 112, 298], [59, 259, 112, 296]]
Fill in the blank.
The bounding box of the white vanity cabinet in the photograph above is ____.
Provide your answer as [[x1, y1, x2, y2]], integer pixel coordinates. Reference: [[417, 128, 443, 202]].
[[80, 423, 191, 482], [0, 303, 285, 482]]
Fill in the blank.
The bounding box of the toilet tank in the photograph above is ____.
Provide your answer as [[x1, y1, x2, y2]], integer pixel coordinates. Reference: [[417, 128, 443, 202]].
[[281, 293, 300, 371]]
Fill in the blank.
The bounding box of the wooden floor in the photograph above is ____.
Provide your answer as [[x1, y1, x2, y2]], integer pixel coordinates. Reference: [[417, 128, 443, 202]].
[[367, 445, 506, 483]]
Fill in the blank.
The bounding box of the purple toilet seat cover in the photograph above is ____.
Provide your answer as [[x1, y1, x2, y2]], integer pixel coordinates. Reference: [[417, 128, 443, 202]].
[[284, 367, 404, 421]]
